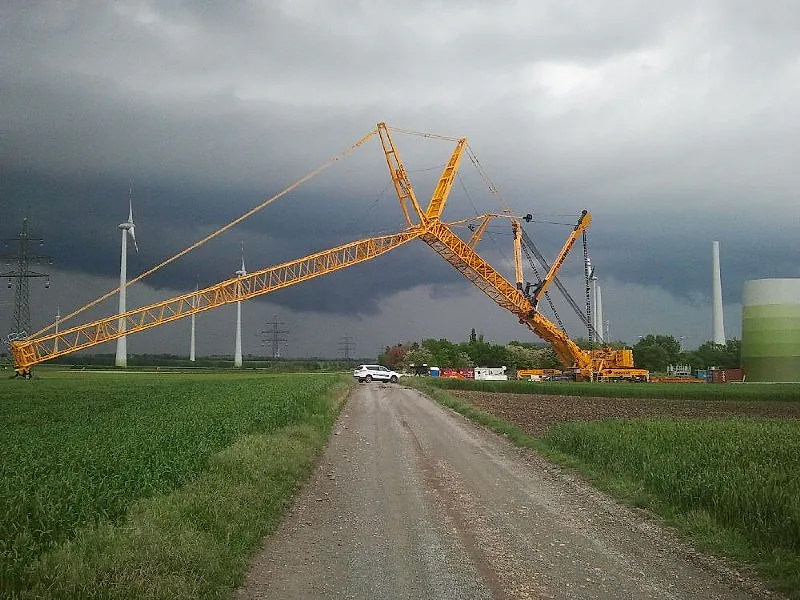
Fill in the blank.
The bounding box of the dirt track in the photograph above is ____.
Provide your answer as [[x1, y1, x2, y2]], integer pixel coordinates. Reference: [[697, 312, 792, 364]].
[[452, 390, 800, 436], [236, 384, 779, 599]]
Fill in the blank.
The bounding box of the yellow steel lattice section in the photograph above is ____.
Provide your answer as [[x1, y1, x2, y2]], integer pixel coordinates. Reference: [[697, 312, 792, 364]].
[[421, 221, 528, 314], [10, 230, 420, 371], [378, 123, 424, 226], [424, 138, 466, 221], [420, 221, 591, 370]]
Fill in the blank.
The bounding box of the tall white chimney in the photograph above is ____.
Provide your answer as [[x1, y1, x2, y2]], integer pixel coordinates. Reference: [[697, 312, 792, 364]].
[[712, 241, 726, 344], [596, 284, 604, 343]]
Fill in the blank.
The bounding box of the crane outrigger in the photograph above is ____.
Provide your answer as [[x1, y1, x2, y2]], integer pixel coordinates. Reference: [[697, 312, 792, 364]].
[[10, 123, 647, 382]]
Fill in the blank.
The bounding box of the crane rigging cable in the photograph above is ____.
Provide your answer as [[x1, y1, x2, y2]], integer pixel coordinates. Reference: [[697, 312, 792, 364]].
[[387, 126, 461, 143], [520, 241, 566, 333], [30, 128, 379, 339]]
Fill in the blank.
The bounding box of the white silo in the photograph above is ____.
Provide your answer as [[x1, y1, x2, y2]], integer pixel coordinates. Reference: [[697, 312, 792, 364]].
[[742, 279, 800, 382]]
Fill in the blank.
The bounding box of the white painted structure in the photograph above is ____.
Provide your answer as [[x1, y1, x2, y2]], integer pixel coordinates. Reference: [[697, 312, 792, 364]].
[[474, 366, 508, 381], [234, 253, 246, 368], [712, 241, 726, 344], [189, 284, 197, 362], [595, 284, 604, 343], [115, 199, 137, 368]]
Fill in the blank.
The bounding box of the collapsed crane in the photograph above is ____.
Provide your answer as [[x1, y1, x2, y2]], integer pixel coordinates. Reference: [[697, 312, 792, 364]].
[[10, 123, 648, 382]]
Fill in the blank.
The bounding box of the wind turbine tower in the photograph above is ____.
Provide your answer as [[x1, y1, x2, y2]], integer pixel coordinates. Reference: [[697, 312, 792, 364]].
[[115, 196, 138, 367], [712, 241, 726, 344], [189, 283, 197, 362], [595, 284, 604, 343], [586, 256, 603, 344], [234, 247, 246, 368]]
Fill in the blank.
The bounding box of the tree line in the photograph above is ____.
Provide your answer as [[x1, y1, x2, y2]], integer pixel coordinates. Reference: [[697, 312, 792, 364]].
[[632, 335, 741, 372], [378, 329, 741, 374], [378, 328, 562, 372]]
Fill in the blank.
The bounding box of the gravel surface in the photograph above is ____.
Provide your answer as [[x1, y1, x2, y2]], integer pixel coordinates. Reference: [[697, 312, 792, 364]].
[[235, 384, 780, 600]]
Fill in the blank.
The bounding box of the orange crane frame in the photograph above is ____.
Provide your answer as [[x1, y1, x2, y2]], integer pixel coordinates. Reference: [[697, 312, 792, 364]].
[[10, 122, 647, 381]]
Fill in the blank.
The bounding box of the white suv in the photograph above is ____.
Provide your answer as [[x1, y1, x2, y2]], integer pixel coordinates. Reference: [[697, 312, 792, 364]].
[[353, 364, 401, 383]]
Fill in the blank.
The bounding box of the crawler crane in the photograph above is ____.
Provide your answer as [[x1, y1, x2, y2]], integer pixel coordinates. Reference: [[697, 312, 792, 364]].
[[10, 123, 647, 381]]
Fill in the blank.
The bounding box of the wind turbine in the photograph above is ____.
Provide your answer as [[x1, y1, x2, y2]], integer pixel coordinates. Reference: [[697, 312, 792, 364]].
[[234, 244, 246, 368], [189, 280, 198, 362], [115, 192, 138, 368]]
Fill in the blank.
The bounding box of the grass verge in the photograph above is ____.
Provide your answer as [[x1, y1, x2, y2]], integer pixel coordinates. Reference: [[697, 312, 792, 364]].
[[410, 378, 800, 599], [1, 372, 352, 599]]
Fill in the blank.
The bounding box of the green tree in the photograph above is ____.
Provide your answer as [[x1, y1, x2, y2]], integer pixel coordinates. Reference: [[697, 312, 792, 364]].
[[689, 339, 741, 369], [633, 334, 682, 370], [403, 347, 435, 370], [534, 347, 563, 369], [421, 338, 462, 367], [379, 343, 412, 369], [633, 344, 670, 372]]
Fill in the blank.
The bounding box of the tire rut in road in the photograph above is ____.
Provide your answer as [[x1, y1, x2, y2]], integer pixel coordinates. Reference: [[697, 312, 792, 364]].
[[401, 417, 511, 599]]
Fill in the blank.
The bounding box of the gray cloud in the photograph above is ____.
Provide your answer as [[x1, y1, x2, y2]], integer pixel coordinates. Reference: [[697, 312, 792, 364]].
[[2, 0, 799, 356]]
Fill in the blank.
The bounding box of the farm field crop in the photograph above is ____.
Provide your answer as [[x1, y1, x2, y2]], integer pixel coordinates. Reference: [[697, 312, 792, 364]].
[[546, 419, 800, 595], [0, 370, 349, 598]]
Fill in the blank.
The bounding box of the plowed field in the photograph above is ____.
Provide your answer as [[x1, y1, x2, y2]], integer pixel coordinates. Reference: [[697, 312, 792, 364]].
[[449, 391, 800, 436]]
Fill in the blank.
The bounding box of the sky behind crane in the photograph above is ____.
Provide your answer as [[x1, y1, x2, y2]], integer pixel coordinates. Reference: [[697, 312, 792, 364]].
[[1, 1, 798, 358]]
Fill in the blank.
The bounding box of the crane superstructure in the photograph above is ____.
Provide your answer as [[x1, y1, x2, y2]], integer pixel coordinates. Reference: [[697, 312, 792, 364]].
[[10, 123, 647, 381]]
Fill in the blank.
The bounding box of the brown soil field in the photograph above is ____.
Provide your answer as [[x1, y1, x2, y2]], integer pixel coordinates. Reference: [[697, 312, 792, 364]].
[[450, 391, 800, 437]]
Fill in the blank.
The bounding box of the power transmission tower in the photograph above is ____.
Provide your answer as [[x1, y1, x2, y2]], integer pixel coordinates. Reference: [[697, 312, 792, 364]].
[[261, 315, 288, 359], [338, 335, 356, 360], [1, 218, 52, 339]]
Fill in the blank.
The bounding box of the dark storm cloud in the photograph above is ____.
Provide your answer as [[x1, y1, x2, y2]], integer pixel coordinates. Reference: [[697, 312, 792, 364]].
[[2, 0, 800, 351]]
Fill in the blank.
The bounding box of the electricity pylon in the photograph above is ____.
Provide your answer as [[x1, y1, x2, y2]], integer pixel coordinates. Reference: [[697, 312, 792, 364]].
[[1, 218, 52, 339], [338, 335, 356, 360], [261, 315, 288, 359]]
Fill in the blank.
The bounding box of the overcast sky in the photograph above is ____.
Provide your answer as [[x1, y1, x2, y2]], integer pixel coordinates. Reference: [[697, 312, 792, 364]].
[[2, 1, 798, 360]]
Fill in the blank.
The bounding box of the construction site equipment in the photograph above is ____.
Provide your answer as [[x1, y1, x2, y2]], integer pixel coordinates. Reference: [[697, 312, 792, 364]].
[[516, 368, 563, 381], [10, 123, 648, 382]]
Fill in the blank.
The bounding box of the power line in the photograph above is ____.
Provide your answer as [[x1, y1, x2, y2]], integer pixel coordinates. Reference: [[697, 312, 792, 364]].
[[1, 218, 52, 339], [260, 315, 288, 359]]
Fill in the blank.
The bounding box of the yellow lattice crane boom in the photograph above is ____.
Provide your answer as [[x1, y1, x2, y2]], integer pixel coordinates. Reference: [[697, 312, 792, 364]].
[[10, 230, 420, 375], [10, 122, 647, 381]]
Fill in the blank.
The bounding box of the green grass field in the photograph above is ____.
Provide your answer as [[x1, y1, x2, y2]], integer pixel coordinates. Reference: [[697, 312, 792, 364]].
[[0, 371, 350, 599], [428, 377, 800, 401], [545, 419, 800, 595]]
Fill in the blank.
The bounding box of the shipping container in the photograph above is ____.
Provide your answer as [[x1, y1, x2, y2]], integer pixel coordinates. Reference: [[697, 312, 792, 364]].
[[474, 366, 508, 381], [710, 368, 744, 383], [440, 368, 475, 379]]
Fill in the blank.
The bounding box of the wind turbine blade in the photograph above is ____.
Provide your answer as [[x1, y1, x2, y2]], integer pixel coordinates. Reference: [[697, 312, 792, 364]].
[[128, 181, 134, 223], [129, 226, 139, 253]]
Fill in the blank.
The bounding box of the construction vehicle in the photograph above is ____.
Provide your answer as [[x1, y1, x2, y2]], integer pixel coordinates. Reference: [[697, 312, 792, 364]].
[[516, 368, 563, 381], [9, 123, 648, 382]]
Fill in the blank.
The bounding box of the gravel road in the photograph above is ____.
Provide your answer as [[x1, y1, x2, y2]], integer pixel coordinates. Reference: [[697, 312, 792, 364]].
[[235, 384, 777, 600]]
